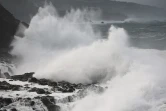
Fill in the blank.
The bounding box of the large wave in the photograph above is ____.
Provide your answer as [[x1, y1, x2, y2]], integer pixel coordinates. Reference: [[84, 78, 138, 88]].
[[11, 4, 128, 83], [10, 4, 166, 111]]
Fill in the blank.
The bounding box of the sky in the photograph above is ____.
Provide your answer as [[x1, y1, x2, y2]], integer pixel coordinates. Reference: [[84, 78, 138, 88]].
[[116, 0, 166, 9]]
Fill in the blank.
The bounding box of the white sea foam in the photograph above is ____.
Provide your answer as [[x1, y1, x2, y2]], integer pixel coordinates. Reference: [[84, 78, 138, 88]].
[[10, 4, 166, 111]]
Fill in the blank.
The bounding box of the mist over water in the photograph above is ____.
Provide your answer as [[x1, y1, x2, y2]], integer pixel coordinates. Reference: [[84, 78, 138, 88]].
[[11, 4, 166, 111]]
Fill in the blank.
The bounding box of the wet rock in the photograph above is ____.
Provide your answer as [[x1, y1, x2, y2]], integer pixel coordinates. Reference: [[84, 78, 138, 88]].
[[48, 82, 58, 87], [16, 94, 19, 96], [41, 96, 60, 111], [26, 98, 31, 101], [47, 105, 60, 111], [57, 95, 75, 103], [28, 77, 38, 83], [68, 96, 75, 102], [0, 97, 12, 108], [11, 72, 34, 81], [29, 87, 51, 94], [0, 110, 7, 111], [56, 86, 75, 93], [29, 76, 78, 93], [57, 84, 105, 104], [4, 72, 11, 79], [1, 97, 49, 111], [29, 77, 58, 87], [38, 79, 51, 85], [56, 81, 79, 93], [77, 84, 105, 99], [10, 108, 17, 111], [36, 79, 58, 87], [30, 101, 35, 106], [0, 81, 21, 91], [41, 96, 55, 104], [0, 72, 100, 111], [11, 72, 86, 93]]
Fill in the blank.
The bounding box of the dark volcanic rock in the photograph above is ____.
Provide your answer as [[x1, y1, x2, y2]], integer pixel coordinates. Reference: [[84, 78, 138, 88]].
[[0, 97, 12, 108], [41, 96, 60, 111], [12, 72, 86, 93], [57, 95, 76, 103], [0, 4, 20, 49], [29, 78, 58, 87], [11, 72, 34, 81], [38, 79, 56, 86], [3, 72, 11, 79], [29, 87, 51, 94], [0, 72, 104, 110], [10, 108, 17, 111], [0, 81, 21, 91], [28, 77, 38, 83], [30, 101, 35, 106], [41, 96, 55, 104]]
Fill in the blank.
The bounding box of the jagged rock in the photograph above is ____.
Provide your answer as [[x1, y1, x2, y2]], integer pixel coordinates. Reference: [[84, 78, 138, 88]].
[[38, 79, 52, 86], [57, 95, 76, 103], [3, 72, 11, 79], [47, 105, 60, 111], [11, 72, 88, 94], [0, 98, 12, 108], [10, 108, 17, 111], [0, 72, 105, 110], [0, 110, 7, 111], [0, 97, 48, 111], [11, 72, 34, 81], [41, 96, 60, 111], [41, 96, 55, 104], [0, 81, 21, 91], [56, 86, 75, 93], [28, 77, 38, 83], [29, 77, 58, 87], [30, 101, 35, 106], [0, 4, 20, 49], [29, 87, 51, 94]]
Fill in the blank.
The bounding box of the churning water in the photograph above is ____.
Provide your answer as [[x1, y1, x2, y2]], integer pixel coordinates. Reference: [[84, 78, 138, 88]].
[[10, 4, 166, 111]]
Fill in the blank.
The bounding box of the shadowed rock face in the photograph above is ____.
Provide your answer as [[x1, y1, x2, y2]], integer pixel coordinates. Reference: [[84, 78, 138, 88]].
[[41, 96, 60, 111], [0, 4, 20, 49], [0, 97, 12, 108], [0, 81, 21, 91], [11, 72, 85, 93], [0, 72, 105, 111]]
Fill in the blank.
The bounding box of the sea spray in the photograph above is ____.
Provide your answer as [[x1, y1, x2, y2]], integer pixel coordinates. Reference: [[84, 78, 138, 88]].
[[10, 4, 166, 111], [34, 26, 130, 83], [11, 4, 101, 81], [11, 4, 130, 83]]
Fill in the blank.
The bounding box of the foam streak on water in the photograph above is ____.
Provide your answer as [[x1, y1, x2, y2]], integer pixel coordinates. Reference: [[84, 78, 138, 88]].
[[11, 4, 166, 111]]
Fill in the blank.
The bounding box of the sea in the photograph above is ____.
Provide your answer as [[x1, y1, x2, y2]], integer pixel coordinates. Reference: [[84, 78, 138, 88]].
[[1, 4, 166, 111]]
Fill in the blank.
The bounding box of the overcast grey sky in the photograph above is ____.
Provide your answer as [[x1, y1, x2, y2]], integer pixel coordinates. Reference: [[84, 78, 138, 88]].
[[116, 0, 166, 9]]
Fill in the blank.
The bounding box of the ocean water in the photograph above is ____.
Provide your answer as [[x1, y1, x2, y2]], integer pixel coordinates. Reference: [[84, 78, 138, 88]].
[[95, 22, 166, 50], [7, 4, 166, 111]]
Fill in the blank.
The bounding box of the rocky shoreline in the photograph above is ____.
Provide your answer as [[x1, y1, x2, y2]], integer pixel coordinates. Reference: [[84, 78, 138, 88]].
[[0, 73, 105, 111]]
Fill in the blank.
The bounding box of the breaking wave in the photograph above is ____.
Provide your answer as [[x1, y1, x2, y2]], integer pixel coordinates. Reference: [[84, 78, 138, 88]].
[[11, 4, 131, 83], [10, 4, 166, 111]]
